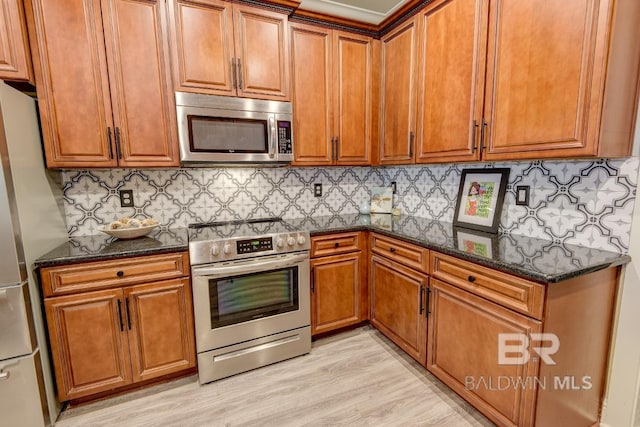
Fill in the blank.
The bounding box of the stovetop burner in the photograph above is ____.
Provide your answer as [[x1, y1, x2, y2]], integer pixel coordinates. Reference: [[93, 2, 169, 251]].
[[188, 217, 283, 229]]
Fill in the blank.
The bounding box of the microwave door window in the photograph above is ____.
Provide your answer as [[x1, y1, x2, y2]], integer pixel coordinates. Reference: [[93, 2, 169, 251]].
[[209, 267, 299, 329], [188, 116, 269, 153]]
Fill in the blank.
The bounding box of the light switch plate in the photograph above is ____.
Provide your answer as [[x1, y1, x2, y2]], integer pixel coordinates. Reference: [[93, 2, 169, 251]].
[[516, 186, 530, 206]]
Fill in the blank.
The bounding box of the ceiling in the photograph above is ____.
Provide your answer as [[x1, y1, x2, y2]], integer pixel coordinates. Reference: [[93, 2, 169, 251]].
[[298, 0, 411, 24]]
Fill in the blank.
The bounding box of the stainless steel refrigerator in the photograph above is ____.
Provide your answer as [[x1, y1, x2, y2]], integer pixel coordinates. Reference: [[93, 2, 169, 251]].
[[0, 82, 69, 425]]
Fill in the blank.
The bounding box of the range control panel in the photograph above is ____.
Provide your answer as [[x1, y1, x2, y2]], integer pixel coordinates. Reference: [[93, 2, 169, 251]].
[[237, 237, 274, 254], [277, 121, 292, 154]]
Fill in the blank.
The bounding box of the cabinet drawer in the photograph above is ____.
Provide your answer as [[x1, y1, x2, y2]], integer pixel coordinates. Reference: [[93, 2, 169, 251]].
[[311, 232, 362, 257], [430, 252, 545, 319], [41, 252, 190, 297], [370, 234, 429, 273]]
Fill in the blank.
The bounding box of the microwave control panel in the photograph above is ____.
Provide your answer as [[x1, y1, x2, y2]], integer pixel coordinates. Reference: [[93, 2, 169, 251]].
[[277, 121, 292, 154]]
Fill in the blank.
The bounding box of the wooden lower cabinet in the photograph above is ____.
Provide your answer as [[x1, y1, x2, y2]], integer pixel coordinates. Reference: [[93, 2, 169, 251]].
[[369, 254, 428, 366], [43, 255, 195, 402], [311, 252, 364, 335], [427, 278, 541, 427]]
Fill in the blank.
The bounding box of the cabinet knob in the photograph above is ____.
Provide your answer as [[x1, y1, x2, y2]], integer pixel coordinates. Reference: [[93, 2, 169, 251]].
[[334, 242, 340, 248], [389, 247, 395, 253], [468, 275, 476, 283], [117, 271, 124, 278]]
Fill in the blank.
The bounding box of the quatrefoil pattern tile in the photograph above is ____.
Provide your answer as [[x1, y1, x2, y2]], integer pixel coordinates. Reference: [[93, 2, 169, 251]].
[[61, 158, 639, 253]]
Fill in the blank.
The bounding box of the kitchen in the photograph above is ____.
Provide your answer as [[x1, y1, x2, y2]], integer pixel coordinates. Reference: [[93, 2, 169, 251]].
[[1, 0, 640, 426]]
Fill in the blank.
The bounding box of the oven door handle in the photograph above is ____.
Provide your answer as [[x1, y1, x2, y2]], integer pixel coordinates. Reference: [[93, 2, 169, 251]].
[[192, 253, 309, 278]]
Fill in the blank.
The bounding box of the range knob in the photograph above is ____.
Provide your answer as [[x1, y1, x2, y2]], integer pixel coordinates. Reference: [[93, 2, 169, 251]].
[[297, 236, 307, 246], [276, 238, 284, 248], [287, 237, 296, 246], [223, 244, 232, 255], [210, 245, 220, 256]]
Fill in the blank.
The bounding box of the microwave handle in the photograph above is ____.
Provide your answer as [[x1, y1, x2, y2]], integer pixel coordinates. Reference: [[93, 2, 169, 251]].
[[269, 116, 277, 158], [192, 252, 308, 278]]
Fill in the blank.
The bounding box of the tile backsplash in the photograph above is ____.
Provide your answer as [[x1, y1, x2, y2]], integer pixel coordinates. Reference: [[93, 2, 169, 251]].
[[62, 158, 639, 253]]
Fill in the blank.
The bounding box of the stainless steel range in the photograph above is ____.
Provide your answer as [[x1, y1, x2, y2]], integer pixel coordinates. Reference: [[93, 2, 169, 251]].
[[189, 218, 311, 384]]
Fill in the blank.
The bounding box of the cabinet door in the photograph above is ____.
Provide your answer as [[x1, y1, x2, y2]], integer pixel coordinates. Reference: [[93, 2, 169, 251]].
[[167, 0, 235, 95], [482, 0, 604, 160], [45, 289, 131, 401], [427, 279, 541, 427], [124, 279, 196, 382], [370, 255, 427, 366], [333, 31, 373, 165], [102, 0, 178, 167], [233, 5, 289, 100], [415, 0, 487, 163], [25, 0, 117, 168], [379, 17, 419, 164], [0, 0, 33, 83], [290, 23, 333, 166], [311, 252, 364, 335]]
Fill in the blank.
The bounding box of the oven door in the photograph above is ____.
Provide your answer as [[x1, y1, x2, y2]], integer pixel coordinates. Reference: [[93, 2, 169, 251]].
[[191, 252, 310, 353]]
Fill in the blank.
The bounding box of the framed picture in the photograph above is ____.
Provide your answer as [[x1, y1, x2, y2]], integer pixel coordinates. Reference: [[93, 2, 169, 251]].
[[454, 227, 499, 259], [453, 168, 510, 234], [370, 187, 393, 214]]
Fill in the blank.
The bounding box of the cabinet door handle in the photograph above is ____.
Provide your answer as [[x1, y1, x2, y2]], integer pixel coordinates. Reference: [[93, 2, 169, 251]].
[[471, 120, 478, 154], [419, 285, 424, 315], [311, 267, 315, 293], [425, 288, 431, 318], [335, 137, 339, 162], [480, 120, 487, 153], [107, 127, 114, 159], [115, 127, 122, 159], [330, 137, 335, 161], [125, 297, 132, 330], [409, 131, 414, 158], [237, 59, 243, 90], [117, 299, 124, 332], [231, 59, 237, 89], [468, 275, 476, 283]]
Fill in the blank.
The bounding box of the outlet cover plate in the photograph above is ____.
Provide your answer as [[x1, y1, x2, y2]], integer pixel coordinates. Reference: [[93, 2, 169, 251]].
[[314, 183, 322, 197], [119, 189, 134, 207]]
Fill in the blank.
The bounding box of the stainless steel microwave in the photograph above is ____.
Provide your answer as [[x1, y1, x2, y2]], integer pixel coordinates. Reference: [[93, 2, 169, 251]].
[[176, 92, 293, 166]]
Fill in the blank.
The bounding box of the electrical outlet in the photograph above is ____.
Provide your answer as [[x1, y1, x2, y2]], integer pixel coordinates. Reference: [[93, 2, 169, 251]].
[[516, 186, 530, 206], [314, 183, 323, 197], [119, 189, 134, 207], [391, 182, 397, 194]]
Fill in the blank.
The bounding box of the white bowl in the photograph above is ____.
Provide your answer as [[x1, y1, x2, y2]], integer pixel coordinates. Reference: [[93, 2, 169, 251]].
[[98, 224, 159, 240]]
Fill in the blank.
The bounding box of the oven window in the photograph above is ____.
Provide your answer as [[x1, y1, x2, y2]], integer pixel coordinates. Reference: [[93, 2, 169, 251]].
[[209, 267, 299, 329], [188, 115, 268, 153]]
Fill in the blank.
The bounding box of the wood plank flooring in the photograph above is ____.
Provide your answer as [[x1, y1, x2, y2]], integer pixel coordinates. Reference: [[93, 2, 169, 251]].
[[55, 327, 494, 426]]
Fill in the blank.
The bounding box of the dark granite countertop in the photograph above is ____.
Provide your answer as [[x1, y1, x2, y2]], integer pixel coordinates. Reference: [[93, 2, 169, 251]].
[[284, 214, 631, 283], [35, 215, 630, 283], [34, 228, 189, 268]]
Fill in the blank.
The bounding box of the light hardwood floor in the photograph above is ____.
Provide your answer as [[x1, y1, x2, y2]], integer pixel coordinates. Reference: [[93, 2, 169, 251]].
[[56, 327, 494, 426]]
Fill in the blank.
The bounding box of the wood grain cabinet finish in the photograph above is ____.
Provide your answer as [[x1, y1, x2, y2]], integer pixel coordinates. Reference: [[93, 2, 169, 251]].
[[0, 0, 34, 83], [25, 0, 178, 168], [370, 254, 428, 366], [427, 278, 541, 427], [379, 16, 420, 164], [167, 0, 289, 100], [42, 252, 195, 401], [309, 232, 367, 335], [290, 23, 375, 166], [370, 233, 429, 273]]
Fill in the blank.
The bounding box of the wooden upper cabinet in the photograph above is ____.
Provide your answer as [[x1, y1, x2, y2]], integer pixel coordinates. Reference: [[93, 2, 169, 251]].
[[234, 5, 289, 100], [483, 0, 640, 160], [290, 23, 374, 166], [25, 0, 117, 168], [290, 23, 333, 166], [25, 0, 179, 168], [167, 0, 235, 95], [0, 0, 34, 83], [167, 0, 290, 100], [415, 0, 487, 163], [379, 17, 420, 165], [102, 0, 178, 167], [333, 31, 373, 165]]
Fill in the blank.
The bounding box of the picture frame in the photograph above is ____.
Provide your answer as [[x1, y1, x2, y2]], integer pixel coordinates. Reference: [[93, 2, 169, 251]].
[[370, 187, 393, 214], [453, 227, 499, 259], [453, 168, 510, 234]]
